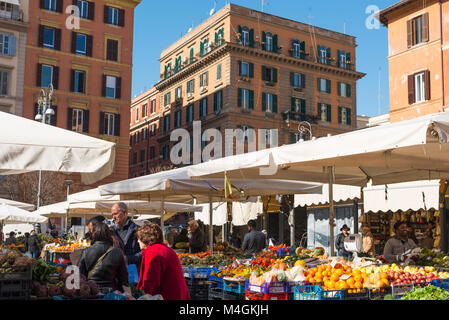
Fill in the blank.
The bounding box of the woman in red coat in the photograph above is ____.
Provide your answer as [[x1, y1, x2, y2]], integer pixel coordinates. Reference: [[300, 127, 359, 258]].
[[136, 223, 190, 300]]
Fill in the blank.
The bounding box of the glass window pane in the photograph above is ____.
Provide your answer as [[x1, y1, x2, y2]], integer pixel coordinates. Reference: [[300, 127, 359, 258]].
[[76, 34, 86, 55], [41, 65, 53, 88], [43, 28, 54, 48]]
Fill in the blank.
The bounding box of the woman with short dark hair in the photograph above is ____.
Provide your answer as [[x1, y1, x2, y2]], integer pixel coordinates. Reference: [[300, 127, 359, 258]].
[[78, 222, 129, 292], [136, 223, 190, 300]]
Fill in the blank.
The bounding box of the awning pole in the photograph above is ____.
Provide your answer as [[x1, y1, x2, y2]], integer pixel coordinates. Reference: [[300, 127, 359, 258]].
[[83, 215, 86, 239], [328, 166, 336, 257], [209, 189, 213, 253], [289, 195, 295, 247], [161, 196, 165, 239]]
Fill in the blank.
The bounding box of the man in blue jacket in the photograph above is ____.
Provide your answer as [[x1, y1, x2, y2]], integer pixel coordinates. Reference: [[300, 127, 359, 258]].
[[242, 220, 266, 258], [111, 202, 142, 274]]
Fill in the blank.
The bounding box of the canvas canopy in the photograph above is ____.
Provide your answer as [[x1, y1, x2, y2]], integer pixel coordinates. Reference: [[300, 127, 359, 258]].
[[0, 198, 35, 211], [0, 111, 115, 185], [0, 204, 47, 224]]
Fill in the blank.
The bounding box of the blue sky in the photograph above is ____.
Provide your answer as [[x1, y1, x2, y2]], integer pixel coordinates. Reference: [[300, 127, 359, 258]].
[[132, 0, 398, 117]]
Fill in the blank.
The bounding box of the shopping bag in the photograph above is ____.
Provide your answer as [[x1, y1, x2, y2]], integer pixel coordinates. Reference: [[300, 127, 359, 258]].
[[128, 264, 139, 284]]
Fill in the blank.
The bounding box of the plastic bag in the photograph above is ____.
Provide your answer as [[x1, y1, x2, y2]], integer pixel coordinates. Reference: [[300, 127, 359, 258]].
[[137, 294, 164, 300], [128, 264, 139, 284]]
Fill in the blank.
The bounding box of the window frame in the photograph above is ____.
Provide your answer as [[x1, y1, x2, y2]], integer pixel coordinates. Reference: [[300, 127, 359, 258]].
[[78, 0, 89, 19], [105, 75, 117, 99], [108, 7, 119, 26], [41, 64, 53, 88], [73, 70, 86, 93], [217, 63, 222, 81], [0, 69, 8, 95], [43, 27, 55, 49], [104, 112, 115, 136], [44, 0, 57, 11], [414, 72, 425, 103], [241, 28, 249, 46], [72, 108, 84, 132], [241, 88, 249, 109], [265, 33, 273, 52]]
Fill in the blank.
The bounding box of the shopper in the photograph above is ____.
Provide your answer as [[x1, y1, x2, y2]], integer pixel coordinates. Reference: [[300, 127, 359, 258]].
[[110, 202, 142, 268], [186, 220, 207, 253], [166, 227, 178, 247], [383, 221, 417, 264], [335, 225, 352, 259], [4, 231, 17, 246], [230, 232, 242, 249], [78, 222, 129, 292], [27, 230, 41, 258], [242, 220, 265, 258], [361, 224, 375, 256], [136, 223, 190, 300], [173, 228, 189, 249], [24, 232, 30, 254], [261, 230, 277, 247], [87, 215, 124, 252]]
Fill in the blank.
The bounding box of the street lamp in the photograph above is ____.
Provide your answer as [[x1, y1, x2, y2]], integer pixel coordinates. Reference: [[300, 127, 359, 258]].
[[64, 179, 73, 235]]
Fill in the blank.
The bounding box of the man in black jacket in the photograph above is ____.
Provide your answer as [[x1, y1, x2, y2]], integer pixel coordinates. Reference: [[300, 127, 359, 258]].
[[335, 224, 352, 259], [110, 202, 142, 269], [186, 220, 207, 253], [242, 220, 265, 258], [27, 230, 41, 258]]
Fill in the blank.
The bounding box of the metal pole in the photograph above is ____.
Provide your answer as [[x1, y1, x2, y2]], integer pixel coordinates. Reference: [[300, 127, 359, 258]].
[[328, 166, 336, 257], [289, 196, 295, 247], [160, 196, 165, 238], [209, 189, 213, 253]]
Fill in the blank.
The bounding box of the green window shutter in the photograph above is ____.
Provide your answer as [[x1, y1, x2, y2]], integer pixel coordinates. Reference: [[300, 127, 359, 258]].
[[238, 25, 242, 43], [262, 66, 267, 81], [337, 82, 341, 96], [249, 90, 254, 109], [317, 103, 321, 118], [273, 34, 278, 53], [215, 32, 218, 45], [214, 92, 218, 112], [317, 78, 321, 91], [238, 88, 242, 108], [291, 40, 297, 56], [249, 63, 254, 78], [346, 108, 351, 125], [262, 93, 267, 112], [317, 45, 322, 61], [337, 50, 342, 67], [291, 97, 296, 112], [301, 74, 306, 88], [346, 84, 351, 98], [249, 29, 255, 47], [190, 48, 194, 63], [338, 106, 342, 124], [200, 42, 204, 55], [273, 68, 278, 83], [326, 104, 331, 122], [272, 94, 278, 113], [238, 60, 242, 76], [262, 31, 266, 50], [326, 47, 331, 64], [327, 79, 331, 94], [346, 52, 351, 64], [300, 41, 306, 59], [300, 99, 306, 114]]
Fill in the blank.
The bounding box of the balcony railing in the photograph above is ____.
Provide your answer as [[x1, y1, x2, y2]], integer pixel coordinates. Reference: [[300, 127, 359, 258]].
[[0, 8, 23, 21], [282, 112, 318, 124]]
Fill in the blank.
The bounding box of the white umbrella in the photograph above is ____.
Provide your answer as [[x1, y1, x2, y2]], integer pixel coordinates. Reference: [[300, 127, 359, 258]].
[[0, 111, 115, 184], [0, 203, 47, 224], [0, 198, 35, 211]]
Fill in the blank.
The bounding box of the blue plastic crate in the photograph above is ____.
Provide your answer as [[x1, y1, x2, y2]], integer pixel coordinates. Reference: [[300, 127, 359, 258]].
[[187, 267, 214, 279], [432, 278, 449, 290], [293, 285, 344, 301], [245, 279, 287, 294], [223, 279, 246, 294], [286, 281, 309, 293], [276, 248, 294, 257]]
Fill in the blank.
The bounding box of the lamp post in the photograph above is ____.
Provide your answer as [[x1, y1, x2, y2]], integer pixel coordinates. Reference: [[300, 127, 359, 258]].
[[64, 179, 73, 235]]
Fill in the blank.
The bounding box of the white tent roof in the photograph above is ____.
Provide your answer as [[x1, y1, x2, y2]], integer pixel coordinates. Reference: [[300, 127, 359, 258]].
[[0, 198, 34, 211], [194, 201, 262, 226], [187, 112, 449, 186], [0, 204, 47, 224], [0, 111, 115, 185], [295, 184, 361, 207], [363, 180, 440, 213]]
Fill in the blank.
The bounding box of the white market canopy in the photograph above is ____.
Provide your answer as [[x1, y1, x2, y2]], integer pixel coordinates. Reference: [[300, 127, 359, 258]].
[[0, 198, 35, 211], [0, 111, 116, 184], [0, 203, 47, 224], [295, 184, 361, 207], [195, 201, 263, 226], [187, 112, 449, 186]]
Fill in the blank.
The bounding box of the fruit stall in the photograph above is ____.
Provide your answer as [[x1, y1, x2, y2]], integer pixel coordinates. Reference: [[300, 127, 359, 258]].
[[42, 240, 91, 264], [179, 243, 449, 301]]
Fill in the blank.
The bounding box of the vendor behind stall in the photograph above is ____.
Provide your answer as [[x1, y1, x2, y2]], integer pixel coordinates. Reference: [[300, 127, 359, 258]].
[[5, 231, 17, 246], [383, 221, 417, 264], [335, 225, 352, 259]]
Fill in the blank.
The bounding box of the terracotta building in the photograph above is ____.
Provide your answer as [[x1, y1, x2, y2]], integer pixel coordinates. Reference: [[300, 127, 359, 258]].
[[0, 0, 28, 116], [23, 0, 141, 189], [129, 3, 365, 173], [378, 0, 448, 122]]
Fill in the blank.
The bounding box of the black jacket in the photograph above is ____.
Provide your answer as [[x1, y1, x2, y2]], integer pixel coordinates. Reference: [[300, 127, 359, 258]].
[[27, 234, 40, 252], [242, 229, 266, 258], [189, 228, 207, 253], [78, 241, 129, 291], [335, 233, 347, 251], [112, 218, 142, 266]]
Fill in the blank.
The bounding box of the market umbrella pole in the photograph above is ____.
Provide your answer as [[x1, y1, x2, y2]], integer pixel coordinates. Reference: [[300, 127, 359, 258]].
[[289, 196, 295, 247], [160, 196, 165, 239], [328, 166, 335, 257], [209, 189, 213, 253]]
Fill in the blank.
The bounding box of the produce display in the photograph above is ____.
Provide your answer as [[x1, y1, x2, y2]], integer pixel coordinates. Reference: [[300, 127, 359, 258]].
[[414, 248, 449, 268], [0, 249, 37, 271], [400, 285, 449, 300], [44, 240, 91, 253]]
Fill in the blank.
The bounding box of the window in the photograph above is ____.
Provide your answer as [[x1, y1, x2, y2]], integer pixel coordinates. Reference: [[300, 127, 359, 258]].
[[175, 86, 182, 100], [149, 146, 155, 160], [0, 34, 16, 56], [162, 145, 170, 160], [135, 131, 139, 143], [214, 90, 223, 113], [78, 0, 89, 19], [43, 27, 55, 49], [133, 151, 138, 165], [241, 28, 249, 46], [76, 33, 87, 55], [135, 107, 139, 122], [44, 0, 57, 11], [150, 99, 156, 113], [108, 7, 119, 25], [318, 78, 331, 94], [41, 65, 53, 88], [104, 113, 115, 136], [217, 63, 222, 81], [261, 66, 277, 83], [415, 72, 425, 103], [142, 104, 147, 118], [140, 149, 146, 163], [291, 72, 305, 88], [200, 72, 208, 88], [292, 40, 306, 59], [163, 92, 171, 106], [0, 70, 8, 95], [318, 103, 331, 122], [142, 128, 147, 140], [174, 110, 181, 128], [238, 88, 254, 109], [186, 104, 194, 123], [291, 97, 306, 114], [240, 88, 249, 109], [408, 14, 429, 48], [73, 70, 86, 93], [241, 62, 249, 76], [163, 115, 170, 133], [71, 108, 84, 132], [106, 39, 118, 61], [338, 82, 351, 98], [338, 50, 351, 69], [187, 79, 195, 95], [105, 76, 116, 98], [338, 107, 352, 125], [215, 28, 224, 46], [200, 98, 207, 117], [262, 93, 278, 113], [318, 45, 330, 65], [200, 37, 209, 56]]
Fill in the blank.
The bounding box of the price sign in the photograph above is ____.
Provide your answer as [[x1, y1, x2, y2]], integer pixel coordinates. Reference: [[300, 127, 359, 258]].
[[339, 274, 352, 281]]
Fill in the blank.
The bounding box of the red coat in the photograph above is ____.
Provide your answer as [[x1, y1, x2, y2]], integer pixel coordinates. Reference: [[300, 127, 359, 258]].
[[137, 243, 190, 300]]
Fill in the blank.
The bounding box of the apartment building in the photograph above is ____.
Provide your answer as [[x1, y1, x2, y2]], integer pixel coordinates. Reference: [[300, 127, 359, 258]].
[[139, 4, 365, 168], [23, 0, 141, 188], [0, 0, 28, 116], [378, 0, 448, 122]]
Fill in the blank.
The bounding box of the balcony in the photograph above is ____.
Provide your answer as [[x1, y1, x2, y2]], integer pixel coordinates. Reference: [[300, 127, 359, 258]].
[[282, 111, 318, 124], [0, 7, 23, 22], [171, 98, 183, 108]]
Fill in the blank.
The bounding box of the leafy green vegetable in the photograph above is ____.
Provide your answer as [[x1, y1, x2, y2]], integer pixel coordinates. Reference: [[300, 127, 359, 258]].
[[401, 285, 449, 300]]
